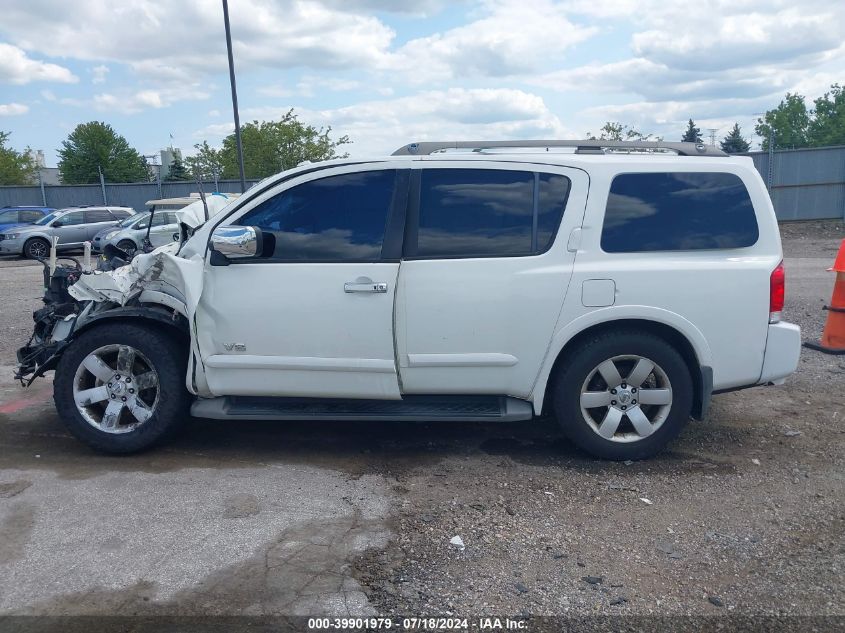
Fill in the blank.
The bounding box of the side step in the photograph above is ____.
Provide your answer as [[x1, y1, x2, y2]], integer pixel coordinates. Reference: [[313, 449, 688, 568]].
[[191, 395, 534, 422]]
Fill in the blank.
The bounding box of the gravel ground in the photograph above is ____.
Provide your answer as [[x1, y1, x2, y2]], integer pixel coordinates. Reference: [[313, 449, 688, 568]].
[[0, 221, 842, 629]]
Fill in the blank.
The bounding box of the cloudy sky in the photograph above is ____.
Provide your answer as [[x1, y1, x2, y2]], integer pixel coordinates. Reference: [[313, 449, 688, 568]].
[[1, 0, 843, 165]]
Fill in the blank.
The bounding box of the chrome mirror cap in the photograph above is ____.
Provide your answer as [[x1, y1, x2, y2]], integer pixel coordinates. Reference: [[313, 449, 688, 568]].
[[210, 226, 262, 259]]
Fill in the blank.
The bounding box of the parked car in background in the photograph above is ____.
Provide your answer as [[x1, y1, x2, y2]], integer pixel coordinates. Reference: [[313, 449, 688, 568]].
[[0, 206, 134, 258], [92, 193, 240, 256], [0, 206, 54, 233], [92, 210, 184, 256]]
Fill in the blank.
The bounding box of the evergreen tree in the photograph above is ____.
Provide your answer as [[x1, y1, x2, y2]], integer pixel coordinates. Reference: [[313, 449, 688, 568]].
[[719, 123, 751, 153], [166, 154, 190, 181], [681, 119, 703, 143]]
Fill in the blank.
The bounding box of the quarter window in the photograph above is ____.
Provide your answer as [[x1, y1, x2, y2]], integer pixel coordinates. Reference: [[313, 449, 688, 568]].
[[601, 172, 759, 252], [237, 170, 397, 261], [413, 169, 570, 258], [0, 211, 19, 223]]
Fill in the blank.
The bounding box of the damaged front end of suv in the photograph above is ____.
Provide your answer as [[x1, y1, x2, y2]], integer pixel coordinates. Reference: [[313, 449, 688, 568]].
[[14, 194, 230, 390], [15, 243, 196, 386]]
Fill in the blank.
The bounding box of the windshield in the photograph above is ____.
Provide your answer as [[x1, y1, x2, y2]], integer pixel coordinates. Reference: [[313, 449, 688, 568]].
[[118, 213, 146, 228], [35, 211, 62, 226]]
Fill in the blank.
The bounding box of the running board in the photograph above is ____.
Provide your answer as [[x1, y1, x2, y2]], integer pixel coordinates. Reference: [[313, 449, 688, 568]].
[[191, 395, 534, 422]]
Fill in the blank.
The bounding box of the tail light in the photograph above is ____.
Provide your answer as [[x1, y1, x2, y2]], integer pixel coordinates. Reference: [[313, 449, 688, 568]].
[[769, 261, 785, 323]]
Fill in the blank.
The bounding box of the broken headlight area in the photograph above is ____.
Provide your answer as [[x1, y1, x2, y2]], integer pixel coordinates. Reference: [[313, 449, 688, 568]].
[[16, 258, 86, 384]]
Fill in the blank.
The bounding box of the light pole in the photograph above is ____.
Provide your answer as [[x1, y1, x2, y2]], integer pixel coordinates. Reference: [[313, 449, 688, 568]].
[[222, 0, 246, 193]]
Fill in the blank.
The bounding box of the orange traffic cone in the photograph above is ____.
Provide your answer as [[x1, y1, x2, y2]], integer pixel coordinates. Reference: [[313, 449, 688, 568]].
[[804, 238, 845, 354]]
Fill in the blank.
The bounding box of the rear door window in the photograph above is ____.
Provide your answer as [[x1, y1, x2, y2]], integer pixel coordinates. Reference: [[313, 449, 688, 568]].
[[20, 210, 44, 222], [601, 172, 759, 252], [85, 209, 115, 224], [0, 210, 19, 224], [411, 168, 570, 258]]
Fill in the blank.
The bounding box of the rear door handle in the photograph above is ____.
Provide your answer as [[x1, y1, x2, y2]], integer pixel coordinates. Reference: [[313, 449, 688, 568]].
[[344, 278, 388, 293]]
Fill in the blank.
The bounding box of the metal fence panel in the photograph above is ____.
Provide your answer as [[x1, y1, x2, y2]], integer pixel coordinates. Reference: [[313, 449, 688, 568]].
[[746, 146, 845, 220], [0, 180, 259, 213]]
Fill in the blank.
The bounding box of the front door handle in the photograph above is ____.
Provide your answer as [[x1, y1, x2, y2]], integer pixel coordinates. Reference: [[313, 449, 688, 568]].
[[344, 277, 388, 293]]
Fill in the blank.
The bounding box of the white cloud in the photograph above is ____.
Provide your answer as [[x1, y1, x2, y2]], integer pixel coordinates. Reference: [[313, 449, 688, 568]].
[[0, 102, 29, 116], [2, 1, 396, 77], [62, 84, 212, 115], [198, 88, 572, 155], [632, 6, 842, 72], [539, 0, 845, 139], [258, 76, 362, 99], [388, 0, 597, 80], [0, 43, 77, 84], [91, 64, 109, 84]]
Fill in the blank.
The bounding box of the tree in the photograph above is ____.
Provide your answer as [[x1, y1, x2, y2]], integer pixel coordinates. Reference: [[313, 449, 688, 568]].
[[586, 121, 659, 141], [755, 93, 810, 150], [681, 119, 702, 143], [217, 109, 351, 180], [719, 123, 751, 154], [58, 121, 149, 184], [184, 141, 224, 181], [0, 131, 36, 185], [166, 154, 190, 181], [808, 84, 845, 147]]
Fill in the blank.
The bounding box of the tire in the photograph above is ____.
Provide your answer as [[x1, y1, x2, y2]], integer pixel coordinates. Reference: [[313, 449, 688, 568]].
[[552, 329, 693, 461], [116, 239, 137, 257], [24, 237, 50, 260], [53, 322, 190, 454]]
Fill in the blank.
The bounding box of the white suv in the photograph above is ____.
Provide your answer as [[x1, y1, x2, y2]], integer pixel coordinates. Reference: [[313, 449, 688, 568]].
[[16, 140, 801, 460]]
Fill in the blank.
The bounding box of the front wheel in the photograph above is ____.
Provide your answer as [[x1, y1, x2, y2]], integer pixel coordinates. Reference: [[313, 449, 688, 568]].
[[24, 237, 50, 259], [116, 239, 137, 257], [53, 322, 190, 454], [552, 330, 693, 460]]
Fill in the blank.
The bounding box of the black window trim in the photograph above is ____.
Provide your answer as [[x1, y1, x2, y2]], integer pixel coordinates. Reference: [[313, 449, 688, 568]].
[[599, 170, 760, 254], [403, 166, 571, 261], [225, 168, 411, 265]]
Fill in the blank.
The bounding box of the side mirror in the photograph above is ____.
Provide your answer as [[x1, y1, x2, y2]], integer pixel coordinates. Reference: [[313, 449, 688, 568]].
[[52, 221, 63, 228], [137, 223, 148, 230], [210, 226, 263, 260]]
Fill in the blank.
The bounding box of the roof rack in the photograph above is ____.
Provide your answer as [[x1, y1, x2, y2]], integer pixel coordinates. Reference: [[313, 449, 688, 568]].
[[392, 140, 727, 157]]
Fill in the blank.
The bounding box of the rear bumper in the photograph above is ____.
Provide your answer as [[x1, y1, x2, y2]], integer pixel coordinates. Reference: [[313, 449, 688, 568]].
[[759, 321, 801, 385]]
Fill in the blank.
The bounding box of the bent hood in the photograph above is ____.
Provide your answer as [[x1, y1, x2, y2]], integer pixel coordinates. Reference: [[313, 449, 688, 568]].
[[69, 242, 203, 312], [179, 193, 237, 229]]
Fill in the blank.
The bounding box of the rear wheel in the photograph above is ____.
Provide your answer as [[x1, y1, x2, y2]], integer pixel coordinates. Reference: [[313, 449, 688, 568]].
[[553, 330, 693, 460], [54, 322, 190, 453], [24, 237, 50, 259]]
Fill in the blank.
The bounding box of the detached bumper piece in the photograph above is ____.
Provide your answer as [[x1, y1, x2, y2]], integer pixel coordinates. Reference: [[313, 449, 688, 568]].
[[192, 395, 535, 422]]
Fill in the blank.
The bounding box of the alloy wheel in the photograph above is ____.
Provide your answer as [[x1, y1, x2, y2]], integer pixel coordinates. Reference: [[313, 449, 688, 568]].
[[72, 344, 159, 434], [579, 355, 673, 443]]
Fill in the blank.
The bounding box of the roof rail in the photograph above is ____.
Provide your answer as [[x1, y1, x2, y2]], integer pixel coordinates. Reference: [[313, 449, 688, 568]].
[[391, 140, 727, 157]]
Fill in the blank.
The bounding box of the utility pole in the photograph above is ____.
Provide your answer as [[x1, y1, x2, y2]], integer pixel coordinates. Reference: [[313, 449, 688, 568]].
[[38, 169, 47, 207], [97, 165, 107, 204], [707, 128, 718, 147], [222, 0, 246, 193], [767, 129, 775, 192]]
